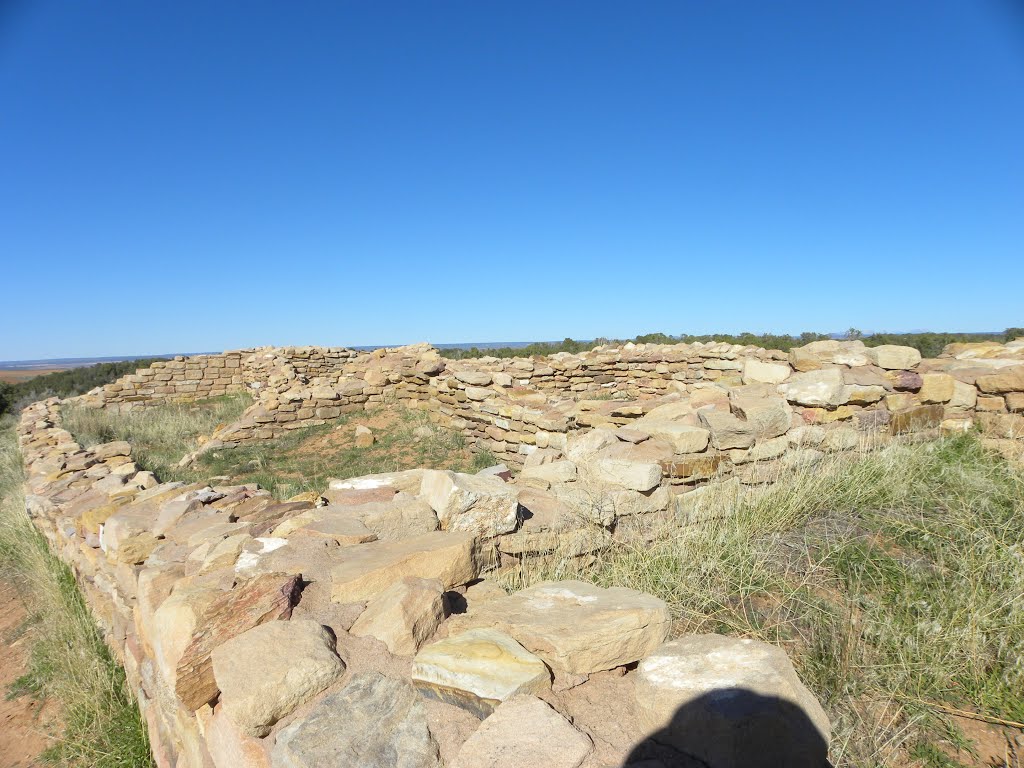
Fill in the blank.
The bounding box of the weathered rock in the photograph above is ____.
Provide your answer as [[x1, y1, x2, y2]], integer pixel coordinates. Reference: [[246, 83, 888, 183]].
[[884, 369, 923, 391], [789, 340, 868, 371], [175, 573, 301, 710], [448, 581, 669, 674], [420, 471, 519, 537], [587, 456, 662, 492], [455, 370, 493, 386], [742, 359, 791, 385], [152, 581, 223, 692], [411, 629, 550, 717], [628, 422, 710, 454], [698, 411, 756, 450], [976, 366, 1024, 394], [341, 494, 440, 540], [866, 345, 922, 370], [354, 424, 375, 448], [777, 368, 845, 408], [918, 373, 956, 404], [199, 704, 271, 768], [330, 531, 480, 603], [519, 460, 578, 486], [271, 672, 439, 768], [948, 380, 979, 410], [634, 635, 830, 768], [450, 695, 592, 768], [212, 620, 345, 737], [349, 577, 446, 656], [890, 404, 944, 434], [729, 396, 792, 439]]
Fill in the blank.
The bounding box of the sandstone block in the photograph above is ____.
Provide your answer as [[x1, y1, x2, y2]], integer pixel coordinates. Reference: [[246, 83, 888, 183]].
[[866, 345, 922, 370], [455, 370, 493, 386], [634, 635, 830, 768], [587, 456, 662, 492], [271, 672, 439, 768], [948, 380, 978, 410], [628, 422, 710, 454], [976, 366, 1024, 394], [698, 410, 756, 450], [777, 368, 845, 408], [175, 573, 301, 710], [420, 470, 519, 537], [450, 695, 592, 768], [519, 460, 578, 485], [918, 373, 956, 404], [212, 620, 345, 737], [742, 359, 791, 385], [330, 531, 480, 603], [349, 577, 446, 656], [411, 629, 550, 717], [448, 580, 669, 674]]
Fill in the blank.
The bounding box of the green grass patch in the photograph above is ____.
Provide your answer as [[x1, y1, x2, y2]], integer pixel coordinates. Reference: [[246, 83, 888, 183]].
[[0, 415, 153, 767]]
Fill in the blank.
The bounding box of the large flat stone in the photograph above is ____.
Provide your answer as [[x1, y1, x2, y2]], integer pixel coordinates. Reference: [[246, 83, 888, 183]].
[[450, 695, 592, 768], [411, 629, 550, 718], [420, 470, 519, 538], [777, 368, 846, 408], [447, 581, 669, 674], [349, 577, 446, 656], [211, 620, 345, 737], [330, 531, 480, 603], [175, 573, 301, 710], [272, 672, 439, 768], [634, 635, 830, 768], [865, 345, 922, 370]]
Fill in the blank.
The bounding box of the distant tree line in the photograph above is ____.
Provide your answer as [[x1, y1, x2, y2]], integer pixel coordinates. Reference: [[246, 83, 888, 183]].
[[439, 328, 1024, 361], [0, 358, 168, 417]]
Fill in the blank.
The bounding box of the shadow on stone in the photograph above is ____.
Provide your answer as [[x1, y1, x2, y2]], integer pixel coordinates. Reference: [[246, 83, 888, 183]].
[[622, 687, 831, 768]]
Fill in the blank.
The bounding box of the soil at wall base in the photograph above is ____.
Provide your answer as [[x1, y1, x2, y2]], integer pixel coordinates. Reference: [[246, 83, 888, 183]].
[[0, 577, 58, 768]]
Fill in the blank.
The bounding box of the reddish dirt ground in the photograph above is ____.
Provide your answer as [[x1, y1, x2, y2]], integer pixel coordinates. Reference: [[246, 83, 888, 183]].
[[0, 579, 57, 768]]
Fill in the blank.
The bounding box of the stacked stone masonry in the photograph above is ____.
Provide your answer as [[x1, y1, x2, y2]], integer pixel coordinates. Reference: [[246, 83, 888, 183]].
[[18, 398, 834, 767], [17, 337, 1024, 766]]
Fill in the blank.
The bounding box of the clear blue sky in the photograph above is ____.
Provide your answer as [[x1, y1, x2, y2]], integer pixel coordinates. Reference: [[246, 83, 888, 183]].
[[2, 1, 1022, 360]]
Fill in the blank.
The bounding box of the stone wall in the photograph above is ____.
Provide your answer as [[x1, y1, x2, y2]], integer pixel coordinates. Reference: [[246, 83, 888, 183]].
[[16, 401, 834, 768], [15, 337, 1024, 766], [86, 338, 1024, 489], [93, 352, 249, 408]]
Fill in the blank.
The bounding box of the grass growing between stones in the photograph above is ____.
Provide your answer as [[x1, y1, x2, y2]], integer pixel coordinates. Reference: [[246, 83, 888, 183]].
[[194, 407, 498, 499], [0, 415, 153, 768], [507, 434, 1024, 768], [61, 394, 251, 482]]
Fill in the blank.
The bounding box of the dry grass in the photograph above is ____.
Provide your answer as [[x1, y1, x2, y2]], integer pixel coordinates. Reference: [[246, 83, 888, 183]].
[[61, 395, 250, 482], [503, 434, 1024, 768], [0, 415, 152, 767]]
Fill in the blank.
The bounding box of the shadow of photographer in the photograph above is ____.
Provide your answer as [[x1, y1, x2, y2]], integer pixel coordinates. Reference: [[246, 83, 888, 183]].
[[621, 687, 831, 768]]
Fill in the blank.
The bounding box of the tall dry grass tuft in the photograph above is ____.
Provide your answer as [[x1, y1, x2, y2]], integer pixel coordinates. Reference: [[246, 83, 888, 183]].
[[503, 434, 1024, 768], [0, 415, 152, 767], [61, 394, 250, 482]]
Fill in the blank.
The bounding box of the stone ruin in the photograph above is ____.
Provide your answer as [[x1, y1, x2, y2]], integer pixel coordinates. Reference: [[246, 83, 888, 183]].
[[15, 337, 1024, 767]]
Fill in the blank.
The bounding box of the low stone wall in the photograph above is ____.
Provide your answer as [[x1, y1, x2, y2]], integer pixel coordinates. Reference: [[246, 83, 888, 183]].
[[93, 352, 249, 408], [17, 400, 836, 768], [127, 339, 1023, 494]]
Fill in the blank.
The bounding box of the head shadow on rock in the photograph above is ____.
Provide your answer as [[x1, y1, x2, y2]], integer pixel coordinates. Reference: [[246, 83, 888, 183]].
[[622, 687, 832, 768]]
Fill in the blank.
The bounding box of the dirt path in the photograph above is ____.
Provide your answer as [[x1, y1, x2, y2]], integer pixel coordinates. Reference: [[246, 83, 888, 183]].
[[0, 579, 57, 768]]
